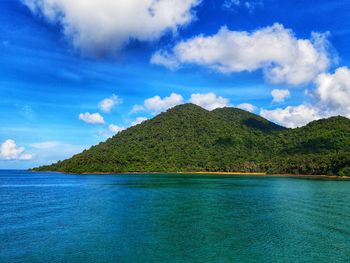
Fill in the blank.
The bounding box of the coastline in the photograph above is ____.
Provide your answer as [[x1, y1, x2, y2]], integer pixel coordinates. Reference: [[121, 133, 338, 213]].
[[30, 170, 350, 180], [184, 171, 350, 180]]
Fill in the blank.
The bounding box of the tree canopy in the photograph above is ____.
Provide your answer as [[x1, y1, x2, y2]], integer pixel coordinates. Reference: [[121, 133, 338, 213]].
[[32, 104, 350, 176]]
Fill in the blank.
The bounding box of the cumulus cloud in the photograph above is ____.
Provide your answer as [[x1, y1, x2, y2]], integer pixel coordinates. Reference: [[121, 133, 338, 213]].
[[79, 112, 105, 124], [271, 89, 290, 103], [98, 94, 122, 113], [108, 124, 125, 134], [189, 92, 230, 110], [314, 67, 350, 116], [99, 118, 147, 139], [23, 0, 200, 55], [260, 104, 321, 128], [145, 93, 184, 112], [236, 103, 257, 112], [139, 93, 184, 113], [131, 117, 148, 126], [0, 140, 33, 160], [132, 92, 231, 113], [150, 51, 179, 69], [260, 67, 350, 128], [151, 23, 331, 85]]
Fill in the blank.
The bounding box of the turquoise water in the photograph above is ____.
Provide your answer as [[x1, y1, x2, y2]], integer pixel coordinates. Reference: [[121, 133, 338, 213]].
[[1, 171, 350, 262]]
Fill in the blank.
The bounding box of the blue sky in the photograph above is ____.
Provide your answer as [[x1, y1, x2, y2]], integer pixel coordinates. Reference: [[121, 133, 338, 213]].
[[1, 0, 350, 168]]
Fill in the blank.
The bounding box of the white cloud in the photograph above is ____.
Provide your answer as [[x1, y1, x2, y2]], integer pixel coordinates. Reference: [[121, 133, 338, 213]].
[[143, 93, 184, 113], [244, 1, 262, 11], [102, 119, 147, 138], [150, 51, 179, 69], [223, 0, 240, 8], [23, 0, 200, 55], [260, 104, 321, 128], [314, 67, 350, 116], [152, 23, 331, 85], [130, 104, 146, 114], [189, 92, 230, 110], [236, 103, 257, 112], [261, 67, 350, 128], [0, 139, 33, 160], [223, 0, 262, 12], [79, 112, 105, 124], [108, 124, 125, 134], [131, 117, 148, 126], [271, 89, 290, 103], [98, 94, 122, 113], [131, 92, 230, 113]]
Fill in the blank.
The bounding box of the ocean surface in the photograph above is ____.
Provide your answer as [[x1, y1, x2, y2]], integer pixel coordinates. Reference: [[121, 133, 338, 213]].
[[1, 170, 350, 262]]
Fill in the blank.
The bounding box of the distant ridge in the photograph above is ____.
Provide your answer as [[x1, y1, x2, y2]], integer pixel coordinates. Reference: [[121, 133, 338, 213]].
[[32, 104, 350, 176]]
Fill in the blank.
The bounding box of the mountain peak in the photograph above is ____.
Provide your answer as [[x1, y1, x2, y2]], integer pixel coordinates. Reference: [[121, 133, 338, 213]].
[[212, 106, 286, 132], [32, 105, 350, 176], [165, 103, 208, 113], [304, 115, 350, 129]]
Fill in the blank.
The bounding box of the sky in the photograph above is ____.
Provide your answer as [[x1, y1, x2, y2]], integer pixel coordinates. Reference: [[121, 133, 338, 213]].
[[1, 0, 350, 168]]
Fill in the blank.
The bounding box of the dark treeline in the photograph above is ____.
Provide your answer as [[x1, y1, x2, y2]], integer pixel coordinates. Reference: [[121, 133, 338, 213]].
[[32, 104, 350, 176]]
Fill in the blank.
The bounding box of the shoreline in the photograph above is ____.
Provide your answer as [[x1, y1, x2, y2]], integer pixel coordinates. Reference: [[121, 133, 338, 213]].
[[184, 171, 350, 180], [30, 170, 350, 180]]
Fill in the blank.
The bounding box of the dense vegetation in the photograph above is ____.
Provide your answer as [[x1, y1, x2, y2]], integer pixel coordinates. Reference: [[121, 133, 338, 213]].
[[32, 104, 350, 176]]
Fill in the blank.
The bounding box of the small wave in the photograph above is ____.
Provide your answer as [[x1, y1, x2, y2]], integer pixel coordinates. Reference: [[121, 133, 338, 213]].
[[0, 184, 84, 187]]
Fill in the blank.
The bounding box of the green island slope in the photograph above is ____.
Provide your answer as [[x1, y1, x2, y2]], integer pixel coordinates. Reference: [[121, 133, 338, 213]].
[[32, 103, 350, 176]]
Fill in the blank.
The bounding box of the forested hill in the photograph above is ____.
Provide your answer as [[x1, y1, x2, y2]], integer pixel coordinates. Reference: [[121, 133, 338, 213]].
[[32, 103, 350, 176]]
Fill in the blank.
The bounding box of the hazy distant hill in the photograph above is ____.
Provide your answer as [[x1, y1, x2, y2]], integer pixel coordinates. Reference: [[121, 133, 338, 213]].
[[32, 104, 350, 176]]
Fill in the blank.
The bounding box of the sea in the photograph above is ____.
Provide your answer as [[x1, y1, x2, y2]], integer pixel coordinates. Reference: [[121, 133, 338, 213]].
[[1, 170, 350, 262]]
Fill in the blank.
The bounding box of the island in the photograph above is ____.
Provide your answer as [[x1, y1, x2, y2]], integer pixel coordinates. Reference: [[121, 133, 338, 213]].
[[32, 104, 350, 176]]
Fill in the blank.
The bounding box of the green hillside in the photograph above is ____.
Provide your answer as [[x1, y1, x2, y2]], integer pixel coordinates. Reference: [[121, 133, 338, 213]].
[[32, 104, 350, 176]]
